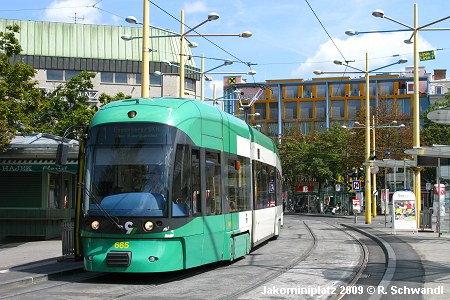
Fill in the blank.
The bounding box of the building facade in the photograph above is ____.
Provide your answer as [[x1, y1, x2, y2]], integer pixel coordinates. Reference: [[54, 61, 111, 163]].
[[0, 18, 201, 103], [225, 68, 431, 140], [0, 134, 78, 242]]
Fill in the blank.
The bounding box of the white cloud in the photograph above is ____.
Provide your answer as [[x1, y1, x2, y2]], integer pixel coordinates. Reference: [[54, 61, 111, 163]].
[[293, 32, 434, 79], [207, 79, 224, 100], [183, 1, 209, 15], [43, 0, 101, 24]]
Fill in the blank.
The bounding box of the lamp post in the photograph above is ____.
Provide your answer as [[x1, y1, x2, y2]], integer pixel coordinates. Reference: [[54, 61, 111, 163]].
[[345, 4, 450, 228], [315, 54, 407, 223], [125, 1, 150, 98], [179, 10, 252, 98], [160, 58, 255, 100]]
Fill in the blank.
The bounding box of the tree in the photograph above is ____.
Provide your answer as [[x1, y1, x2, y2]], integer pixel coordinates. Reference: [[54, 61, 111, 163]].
[[421, 97, 450, 146], [279, 123, 348, 196], [0, 24, 44, 150], [36, 71, 98, 136]]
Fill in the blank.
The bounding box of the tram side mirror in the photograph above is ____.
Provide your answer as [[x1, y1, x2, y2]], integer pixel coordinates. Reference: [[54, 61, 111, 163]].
[[56, 143, 69, 166]]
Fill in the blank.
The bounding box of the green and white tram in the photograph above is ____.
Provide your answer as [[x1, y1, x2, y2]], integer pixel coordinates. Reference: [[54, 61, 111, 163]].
[[75, 98, 283, 273]]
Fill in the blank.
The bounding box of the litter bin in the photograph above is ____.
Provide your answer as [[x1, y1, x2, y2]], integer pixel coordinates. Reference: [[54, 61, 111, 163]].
[[420, 208, 432, 230], [62, 221, 75, 258]]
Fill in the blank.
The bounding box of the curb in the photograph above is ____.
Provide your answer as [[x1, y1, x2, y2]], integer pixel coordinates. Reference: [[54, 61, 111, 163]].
[[341, 224, 396, 300], [0, 263, 84, 290]]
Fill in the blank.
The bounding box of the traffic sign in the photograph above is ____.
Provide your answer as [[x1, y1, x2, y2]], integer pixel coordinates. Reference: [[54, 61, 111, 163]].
[[352, 180, 361, 191], [419, 50, 435, 61]]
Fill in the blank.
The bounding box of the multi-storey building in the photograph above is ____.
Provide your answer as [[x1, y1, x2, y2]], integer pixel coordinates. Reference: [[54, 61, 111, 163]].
[[224, 68, 431, 139]]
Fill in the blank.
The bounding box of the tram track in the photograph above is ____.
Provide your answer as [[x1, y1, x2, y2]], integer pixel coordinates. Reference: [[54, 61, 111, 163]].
[[0, 216, 393, 300], [220, 220, 319, 300]]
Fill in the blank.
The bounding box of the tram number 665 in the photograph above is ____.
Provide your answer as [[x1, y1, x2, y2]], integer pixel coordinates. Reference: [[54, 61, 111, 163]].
[[114, 242, 130, 249]]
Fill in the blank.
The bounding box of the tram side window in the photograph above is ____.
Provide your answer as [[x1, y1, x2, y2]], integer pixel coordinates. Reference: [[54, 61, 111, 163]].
[[172, 144, 191, 217], [205, 151, 222, 215], [268, 166, 276, 207], [255, 161, 269, 209], [227, 156, 251, 212], [192, 149, 201, 215], [276, 169, 282, 206]]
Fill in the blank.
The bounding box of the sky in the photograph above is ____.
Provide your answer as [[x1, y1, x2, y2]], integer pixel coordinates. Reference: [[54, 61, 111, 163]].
[[1, 0, 449, 99]]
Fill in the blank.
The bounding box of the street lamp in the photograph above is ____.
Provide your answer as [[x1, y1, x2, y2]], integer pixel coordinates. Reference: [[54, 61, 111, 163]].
[[161, 58, 255, 100], [343, 119, 406, 218], [345, 4, 450, 228], [315, 54, 407, 224], [178, 10, 252, 98]]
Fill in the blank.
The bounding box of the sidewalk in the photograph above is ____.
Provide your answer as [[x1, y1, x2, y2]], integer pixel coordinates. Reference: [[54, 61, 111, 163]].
[[0, 240, 83, 289]]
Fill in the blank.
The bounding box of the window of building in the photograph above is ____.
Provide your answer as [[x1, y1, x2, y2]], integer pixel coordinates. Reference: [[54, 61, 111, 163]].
[[115, 72, 128, 84], [151, 74, 162, 86], [298, 122, 312, 135], [397, 98, 410, 115], [347, 100, 361, 118], [268, 123, 278, 137], [398, 81, 407, 94], [300, 101, 313, 119], [380, 82, 394, 95], [254, 103, 267, 119], [101, 72, 114, 83], [135, 73, 162, 86], [436, 86, 443, 94], [316, 85, 327, 98], [47, 69, 64, 81], [282, 122, 296, 135], [47, 69, 80, 81], [269, 103, 278, 120], [303, 85, 312, 98], [350, 83, 360, 96], [369, 82, 377, 95], [331, 83, 345, 97], [315, 101, 326, 119], [285, 86, 299, 98], [185, 78, 195, 91], [284, 102, 297, 119], [101, 72, 127, 84], [65, 70, 81, 81], [331, 100, 345, 118], [270, 86, 279, 100], [314, 121, 327, 132]]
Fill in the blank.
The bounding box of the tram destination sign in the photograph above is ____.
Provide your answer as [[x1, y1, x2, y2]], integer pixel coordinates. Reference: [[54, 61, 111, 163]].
[[419, 50, 435, 61]]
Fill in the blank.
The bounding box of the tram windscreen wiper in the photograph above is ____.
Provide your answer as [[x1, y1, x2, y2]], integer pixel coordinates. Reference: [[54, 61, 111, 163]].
[[80, 183, 124, 229]]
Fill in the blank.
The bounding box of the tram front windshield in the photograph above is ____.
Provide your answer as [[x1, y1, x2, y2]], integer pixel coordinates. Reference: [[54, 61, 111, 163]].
[[83, 123, 175, 217]]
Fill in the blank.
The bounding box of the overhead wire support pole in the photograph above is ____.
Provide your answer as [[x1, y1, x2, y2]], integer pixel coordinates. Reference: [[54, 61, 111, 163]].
[[141, 0, 150, 98], [179, 10, 185, 98], [365, 52, 372, 224]]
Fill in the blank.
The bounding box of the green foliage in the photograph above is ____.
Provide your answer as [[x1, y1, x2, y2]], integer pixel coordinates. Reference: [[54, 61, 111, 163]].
[[421, 97, 450, 146], [99, 92, 131, 106], [279, 123, 349, 190], [0, 24, 41, 151], [37, 71, 98, 136], [0, 25, 132, 150]]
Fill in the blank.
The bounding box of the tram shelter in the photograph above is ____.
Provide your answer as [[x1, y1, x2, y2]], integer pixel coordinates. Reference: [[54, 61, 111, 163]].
[[405, 145, 450, 234], [0, 133, 79, 242]]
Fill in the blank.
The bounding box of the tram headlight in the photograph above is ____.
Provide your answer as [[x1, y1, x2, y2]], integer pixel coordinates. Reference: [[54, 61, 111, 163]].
[[144, 221, 154, 231], [127, 110, 137, 118], [91, 220, 100, 230]]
